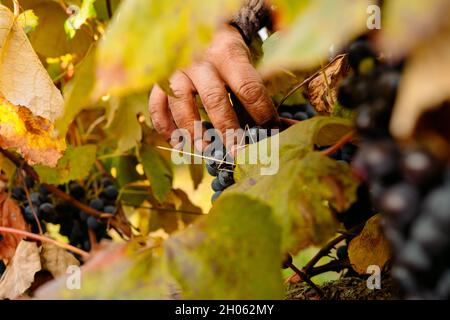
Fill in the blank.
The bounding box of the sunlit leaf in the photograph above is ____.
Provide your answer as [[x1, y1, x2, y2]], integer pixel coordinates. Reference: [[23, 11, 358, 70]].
[[65, 0, 97, 38], [34, 145, 97, 184], [93, 0, 240, 98]]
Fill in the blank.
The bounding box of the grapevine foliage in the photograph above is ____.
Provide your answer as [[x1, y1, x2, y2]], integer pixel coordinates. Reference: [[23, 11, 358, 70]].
[[0, 0, 449, 300]]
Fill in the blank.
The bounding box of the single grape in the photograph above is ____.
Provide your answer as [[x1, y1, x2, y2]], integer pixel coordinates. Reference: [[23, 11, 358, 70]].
[[79, 211, 89, 222], [293, 111, 308, 121], [361, 141, 400, 180], [83, 240, 92, 252], [421, 186, 450, 229], [29, 192, 41, 206], [280, 112, 293, 119], [218, 170, 234, 188], [23, 204, 39, 222], [337, 76, 369, 109], [101, 177, 113, 188], [398, 241, 431, 273], [87, 216, 100, 230], [69, 182, 86, 200], [206, 162, 218, 177], [104, 205, 117, 215], [380, 183, 420, 227], [340, 143, 358, 163], [372, 70, 400, 105], [211, 178, 223, 192], [11, 186, 25, 200], [103, 185, 119, 201], [39, 203, 58, 224], [89, 198, 104, 211], [401, 148, 441, 189], [39, 185, 50, 196], [410, 216, 447, 256], [304, 104, 317, 118]]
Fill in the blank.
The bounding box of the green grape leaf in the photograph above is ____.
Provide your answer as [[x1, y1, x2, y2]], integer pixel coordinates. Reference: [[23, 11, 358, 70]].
[[34, 145, 97, 184], [92, 0, 240, 98], [36, 195, 283, 300], [165, 194, 283, 299], [106, 94, 151, 154], [260, 0, 371, 74], [56, 46, 96, 136], [140, 143, 173, 203], [228, 117, 358, 253], [65, 0, 97, 39]]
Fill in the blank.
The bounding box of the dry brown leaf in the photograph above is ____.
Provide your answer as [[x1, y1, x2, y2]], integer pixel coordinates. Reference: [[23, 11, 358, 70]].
[[348, 214, 391, 275], [0, 97, 66, 166], [307, 55, 349, 113], [390, 24, 450, 139], [0, 192, 29, 261], [0, 240, 41, 299], [40, 243, 80, 278], [0, 5, 63, 122]]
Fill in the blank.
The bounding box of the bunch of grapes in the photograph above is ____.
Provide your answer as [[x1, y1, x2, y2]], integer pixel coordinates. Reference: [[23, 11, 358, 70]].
[[338, 38, 450, 299], [10, 175, 119, 255]]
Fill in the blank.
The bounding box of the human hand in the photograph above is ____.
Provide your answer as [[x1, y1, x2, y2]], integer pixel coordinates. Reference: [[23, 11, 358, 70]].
[[149, 24, 278, 152]]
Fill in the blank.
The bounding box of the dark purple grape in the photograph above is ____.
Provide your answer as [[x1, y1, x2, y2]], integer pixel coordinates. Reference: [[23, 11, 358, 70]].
[[0, 260, 5, 276], [211, 178, 223, 192], [361, 141, 400, 180], [398, 241, 431, 273], [293, 111, 308, 121], [304, 104, 317, 118], [11, 186, 25, 200], [337, 75, 370, 109], [79, 211, 89, 222], [40, 203, 58, 224], [218, 170, 234, 188], [87, 216, 100, 230], [380, 183, 420, 227], [103, 185, 118, 200], [104, 205, 117, 215], [89, 198, 104, 211], [29, 192, 41, 206], [23, 205, 38, 222], [101, 177, 113, 188], [69, 182, 85, 200], [206, 162, 218, 177], [422, 186, 450, 229], [280, 112, 293, 119], [401, 148, 441, 188]]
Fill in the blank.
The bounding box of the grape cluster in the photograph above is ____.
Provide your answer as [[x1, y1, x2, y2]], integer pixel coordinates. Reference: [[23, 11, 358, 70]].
[[339, 39, 450, 299], [11, 176, 118, 254], [204, 121, 272, 204]]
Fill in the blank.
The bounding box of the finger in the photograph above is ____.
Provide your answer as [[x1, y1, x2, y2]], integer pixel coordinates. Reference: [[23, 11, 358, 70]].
[[148, 85, 177, 142], [188, 63, 242, 152], [168, 71, 203, 149], [212, 51, 279, 127]]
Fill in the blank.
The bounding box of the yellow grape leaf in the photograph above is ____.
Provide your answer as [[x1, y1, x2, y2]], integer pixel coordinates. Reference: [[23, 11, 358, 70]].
[[0, 4, 64, 121], [378, 0, 450, 58], [0, 97, 66, 166], [260, 0, 371, 75], [93, 0, 240, 99], [40, 243, 80, 278], [348, 214, 391, 275]]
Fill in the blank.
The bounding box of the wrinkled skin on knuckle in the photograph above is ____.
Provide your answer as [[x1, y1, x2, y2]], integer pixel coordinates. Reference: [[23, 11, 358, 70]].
[[237, 80, 266, 106], [202, 88, 226, 111]]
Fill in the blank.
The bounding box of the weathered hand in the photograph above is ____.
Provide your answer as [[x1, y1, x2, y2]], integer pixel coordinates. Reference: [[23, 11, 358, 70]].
[[149, 25, 278, 152]]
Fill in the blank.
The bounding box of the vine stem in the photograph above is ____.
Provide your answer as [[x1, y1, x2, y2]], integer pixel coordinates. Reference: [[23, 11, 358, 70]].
[[287, 261, 324, 298], [0, 148, 132, 238], [0, 226, 90, 260], [20, 171, 43, 234], [320, 131, 355, 157], [12, 0, 20, 17]]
